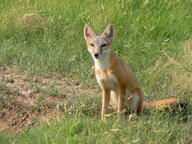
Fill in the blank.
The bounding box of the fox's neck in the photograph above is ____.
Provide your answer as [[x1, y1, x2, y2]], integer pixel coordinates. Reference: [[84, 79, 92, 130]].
[[94, 52, 113, 70]]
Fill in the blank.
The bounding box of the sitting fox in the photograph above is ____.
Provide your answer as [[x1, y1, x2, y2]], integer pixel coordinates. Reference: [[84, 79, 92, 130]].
[[84, 24, 143, 120]]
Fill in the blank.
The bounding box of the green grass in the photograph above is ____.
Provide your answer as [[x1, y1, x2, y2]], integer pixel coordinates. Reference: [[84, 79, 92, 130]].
[[0, 0, 191, 97], [2, 94, 192, 144], [13, 117, 192, 144], [0, 0, 192, 143]]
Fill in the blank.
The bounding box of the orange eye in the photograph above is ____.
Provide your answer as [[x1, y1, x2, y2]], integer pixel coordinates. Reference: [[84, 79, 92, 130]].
[[90, 43, 94, 47]]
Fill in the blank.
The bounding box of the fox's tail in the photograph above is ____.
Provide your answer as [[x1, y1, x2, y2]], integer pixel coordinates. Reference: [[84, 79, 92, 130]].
[[143, 97, 188, 112]]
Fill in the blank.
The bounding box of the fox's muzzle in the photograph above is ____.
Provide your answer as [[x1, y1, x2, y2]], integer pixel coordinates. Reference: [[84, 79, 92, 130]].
[[93, 47, 102, 59], [94, 53, 99, 58]]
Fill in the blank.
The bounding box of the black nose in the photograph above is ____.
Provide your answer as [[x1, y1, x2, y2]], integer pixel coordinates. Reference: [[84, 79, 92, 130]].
[[94, 53, 99, 58]]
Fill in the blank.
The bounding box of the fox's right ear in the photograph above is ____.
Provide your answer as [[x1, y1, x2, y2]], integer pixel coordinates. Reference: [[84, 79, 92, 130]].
[[84, 24, 96, 40]]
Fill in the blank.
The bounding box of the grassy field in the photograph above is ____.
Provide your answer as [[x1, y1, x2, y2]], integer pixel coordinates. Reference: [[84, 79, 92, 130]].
[[0, 0, 192, 143]]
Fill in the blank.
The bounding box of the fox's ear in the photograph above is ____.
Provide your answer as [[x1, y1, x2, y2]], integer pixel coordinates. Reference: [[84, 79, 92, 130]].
[[84, 24, 96, 40], [103, 24, 114, 40]]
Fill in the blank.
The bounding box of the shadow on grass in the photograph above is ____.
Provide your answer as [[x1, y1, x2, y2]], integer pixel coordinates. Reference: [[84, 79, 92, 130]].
[[63, 95, 190, 123]]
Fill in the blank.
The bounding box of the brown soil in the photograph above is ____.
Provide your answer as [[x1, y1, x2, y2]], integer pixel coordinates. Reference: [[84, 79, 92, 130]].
[[0, 67, 94, 133]]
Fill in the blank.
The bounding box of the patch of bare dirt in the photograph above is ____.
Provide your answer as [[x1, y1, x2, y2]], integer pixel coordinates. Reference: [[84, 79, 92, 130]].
[[0, 67, 94, 133]]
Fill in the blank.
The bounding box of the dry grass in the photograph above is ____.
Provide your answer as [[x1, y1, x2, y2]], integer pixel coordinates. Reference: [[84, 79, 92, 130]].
[[145, 39, 192, 101], [16, 13, 48, 31]]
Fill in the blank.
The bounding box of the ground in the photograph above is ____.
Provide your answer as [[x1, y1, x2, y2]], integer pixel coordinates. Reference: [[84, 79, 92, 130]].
[[0, 66, 95, 133]]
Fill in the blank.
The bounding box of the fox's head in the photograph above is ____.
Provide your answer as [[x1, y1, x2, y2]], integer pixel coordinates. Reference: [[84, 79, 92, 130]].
[[84, 24, 114, 59]]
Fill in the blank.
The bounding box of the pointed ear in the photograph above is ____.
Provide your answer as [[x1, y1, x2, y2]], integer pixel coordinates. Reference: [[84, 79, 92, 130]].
[[84, 24, 96, 40], [103, 24, 114, 40]]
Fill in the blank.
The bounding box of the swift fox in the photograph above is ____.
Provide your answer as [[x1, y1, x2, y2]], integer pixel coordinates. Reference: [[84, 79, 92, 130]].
[[84, 24, 143, 119]]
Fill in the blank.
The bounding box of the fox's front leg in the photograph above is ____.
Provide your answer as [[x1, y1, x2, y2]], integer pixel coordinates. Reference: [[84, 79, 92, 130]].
[[117, 87, 126, 119], [101, 88, 110, 120]]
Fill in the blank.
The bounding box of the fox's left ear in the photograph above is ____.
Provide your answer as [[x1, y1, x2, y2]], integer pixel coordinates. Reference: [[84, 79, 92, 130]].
[[103, 24, 114, 40]]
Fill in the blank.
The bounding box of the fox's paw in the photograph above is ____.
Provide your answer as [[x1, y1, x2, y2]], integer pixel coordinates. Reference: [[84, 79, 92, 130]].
[[128, 114, 138, 121]]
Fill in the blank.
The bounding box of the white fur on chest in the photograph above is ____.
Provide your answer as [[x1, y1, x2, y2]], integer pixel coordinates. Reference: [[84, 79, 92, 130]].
[[94, 55, 110, 70], [96, 74, 118, 90]]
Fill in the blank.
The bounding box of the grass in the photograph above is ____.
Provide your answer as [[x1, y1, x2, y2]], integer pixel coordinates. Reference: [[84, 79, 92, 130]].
[[0, 0, 191, 97], [0, 0, 192, 143], [13, 116, 192, 144], [1, 94, 192, 144]]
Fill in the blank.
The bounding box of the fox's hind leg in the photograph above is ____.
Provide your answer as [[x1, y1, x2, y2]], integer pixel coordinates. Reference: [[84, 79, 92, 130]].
[[128, 92, 142, 120], [133, 94, 140, 114], [133, 88, 143, 115]]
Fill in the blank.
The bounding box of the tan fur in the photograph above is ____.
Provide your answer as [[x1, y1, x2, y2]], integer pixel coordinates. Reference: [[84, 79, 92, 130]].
[[143, 97, 179, 110], [84, 24, 143, 120]]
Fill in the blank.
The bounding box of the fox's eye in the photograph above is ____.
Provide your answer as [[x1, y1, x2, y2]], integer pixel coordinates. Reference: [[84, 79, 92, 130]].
[[89, 43, 94, 47], [101, 44, 108, 47]]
